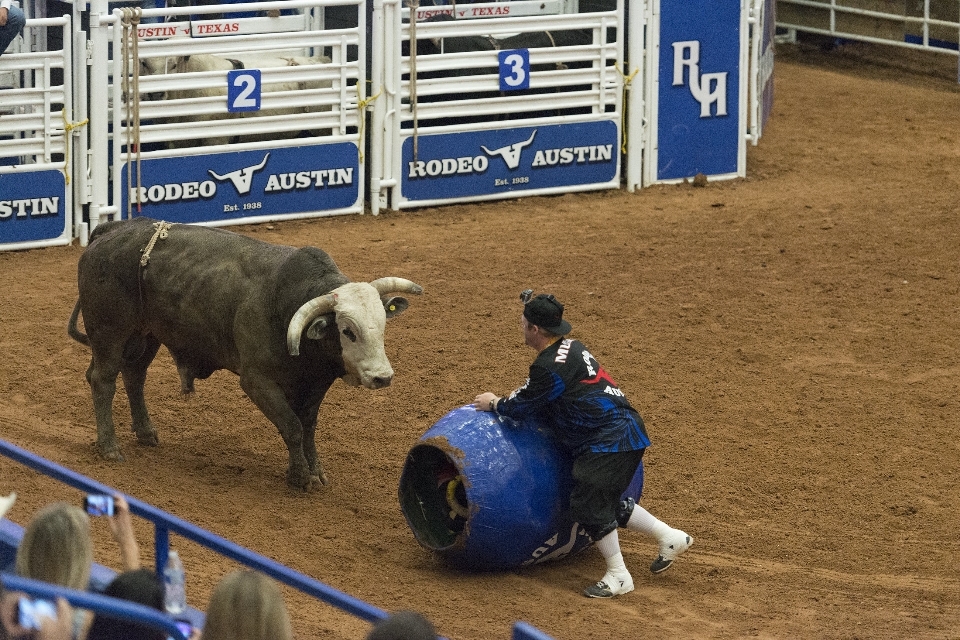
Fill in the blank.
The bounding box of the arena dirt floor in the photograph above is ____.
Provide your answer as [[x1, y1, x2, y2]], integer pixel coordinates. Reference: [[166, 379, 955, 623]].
[[1, 40, 959, 640]]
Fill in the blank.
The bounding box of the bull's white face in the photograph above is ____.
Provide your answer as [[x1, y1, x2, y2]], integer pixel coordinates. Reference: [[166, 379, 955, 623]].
[[331, 283, 393, 389]]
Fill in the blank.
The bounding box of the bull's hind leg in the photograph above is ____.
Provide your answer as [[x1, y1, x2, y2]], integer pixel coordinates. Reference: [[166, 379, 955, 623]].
[[120, 335, 162, 446], [85, 342, 126, 461]]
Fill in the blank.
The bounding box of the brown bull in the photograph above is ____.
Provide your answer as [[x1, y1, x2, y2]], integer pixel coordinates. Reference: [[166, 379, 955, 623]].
[[68, 217, 422, 491]]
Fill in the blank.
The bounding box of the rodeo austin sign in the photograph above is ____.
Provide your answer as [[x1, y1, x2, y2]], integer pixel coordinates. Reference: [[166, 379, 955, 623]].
[[120, 143, 361, 224], [400, 121, 620, 203]]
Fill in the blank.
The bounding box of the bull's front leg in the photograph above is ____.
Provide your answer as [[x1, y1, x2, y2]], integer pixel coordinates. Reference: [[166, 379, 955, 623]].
[[296, 384, 334, 486], [240, 374, 321, 491], [297, 405, 326, 486]]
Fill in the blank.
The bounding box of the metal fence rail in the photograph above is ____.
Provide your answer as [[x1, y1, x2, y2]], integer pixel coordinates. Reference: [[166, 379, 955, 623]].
[[0, 438, 386, 623], [1, 574, 192, 640], [776, 0, 960, 57]]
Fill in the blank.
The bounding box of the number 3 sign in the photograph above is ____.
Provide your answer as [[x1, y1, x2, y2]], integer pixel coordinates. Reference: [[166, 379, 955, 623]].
[[227, 69, 262, 112], [498, 49, 530, 91]]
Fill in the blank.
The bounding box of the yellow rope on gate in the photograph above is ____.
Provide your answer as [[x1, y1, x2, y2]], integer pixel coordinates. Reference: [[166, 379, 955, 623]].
[[121, 8, 143, 215], [616, 63, 640, 156], [61, 110, 89, 186], [355, 83, 382, 164], [140, 220, 171, 267]]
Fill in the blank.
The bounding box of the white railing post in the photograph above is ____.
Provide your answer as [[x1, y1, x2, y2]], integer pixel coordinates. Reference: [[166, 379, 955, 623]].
[[87, 0, 109, 233], [625, 0, 644, 191], [370, 0, 385, 215], [642, 0, 659, 188], [62, 14, 75, 243], [385, 0, 401, 210]]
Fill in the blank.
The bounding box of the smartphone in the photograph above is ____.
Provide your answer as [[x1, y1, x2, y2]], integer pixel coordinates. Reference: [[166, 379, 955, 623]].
[[167, 619, 193, 640], [17, 598, 56, 630], [83, 494, 115, 517]]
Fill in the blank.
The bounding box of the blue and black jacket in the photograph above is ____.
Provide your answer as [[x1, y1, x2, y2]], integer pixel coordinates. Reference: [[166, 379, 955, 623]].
[[495, 338, 650, 456]]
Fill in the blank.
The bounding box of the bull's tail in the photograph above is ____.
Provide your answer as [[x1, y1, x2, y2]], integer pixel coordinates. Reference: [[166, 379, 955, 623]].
[[68, 300, 90, 347]]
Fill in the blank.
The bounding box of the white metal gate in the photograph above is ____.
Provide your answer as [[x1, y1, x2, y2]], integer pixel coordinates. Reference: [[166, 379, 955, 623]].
[[0, 0, 773, 250], [83, 0, 367, 233], [371, 0, 627, 213], [0, 14, 74, 251]]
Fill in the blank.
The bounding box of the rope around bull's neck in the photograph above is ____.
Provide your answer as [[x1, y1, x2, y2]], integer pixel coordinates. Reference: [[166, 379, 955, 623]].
[[140, 221, 171, 267], [138, 220, 171, 315]]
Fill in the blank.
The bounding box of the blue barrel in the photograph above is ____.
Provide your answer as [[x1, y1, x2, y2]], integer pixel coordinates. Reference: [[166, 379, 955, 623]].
[[398, 406, 643, 571]]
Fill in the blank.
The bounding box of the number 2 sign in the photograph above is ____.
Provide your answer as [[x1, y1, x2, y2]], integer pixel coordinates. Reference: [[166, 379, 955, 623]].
[[498, 49, 530, 91], [227, 69, 262, 112]]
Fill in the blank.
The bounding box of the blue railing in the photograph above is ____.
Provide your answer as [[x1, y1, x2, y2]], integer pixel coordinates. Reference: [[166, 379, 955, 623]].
[[1, 573, 191, 640], [0, 438, 555, 639], [0, 438, 386, 623], [513, 622, 559, 640]]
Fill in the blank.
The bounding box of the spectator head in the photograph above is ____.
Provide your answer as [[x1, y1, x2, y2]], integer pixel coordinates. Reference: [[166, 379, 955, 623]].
[[367, 610, 436, 640], [15, 502, 92, 590], [202, 570, 292, 640], [86, 568, 165, 640]]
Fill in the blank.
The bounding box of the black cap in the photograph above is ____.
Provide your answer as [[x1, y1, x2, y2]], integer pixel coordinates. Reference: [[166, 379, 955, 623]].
[[523, 294, 572, 335]]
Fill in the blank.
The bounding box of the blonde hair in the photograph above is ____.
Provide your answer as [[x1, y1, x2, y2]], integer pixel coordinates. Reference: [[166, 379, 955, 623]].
[[202, 570, 293, 640], [16, 502, 93, 590]]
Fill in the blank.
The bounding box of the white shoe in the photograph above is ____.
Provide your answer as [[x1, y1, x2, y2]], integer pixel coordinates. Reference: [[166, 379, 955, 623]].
[[650, 529, 693, 574], [583, 572, 634, 598]]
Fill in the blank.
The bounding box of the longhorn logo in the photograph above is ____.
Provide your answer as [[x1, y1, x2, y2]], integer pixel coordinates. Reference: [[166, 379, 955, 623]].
[[208, 153, 270, 195], [481, 131, 537, 170]]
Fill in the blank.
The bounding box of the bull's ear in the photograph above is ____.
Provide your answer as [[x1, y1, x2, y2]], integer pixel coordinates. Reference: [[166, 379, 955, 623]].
[[382, 296, 410, 319], [305, 314, 335, 340]]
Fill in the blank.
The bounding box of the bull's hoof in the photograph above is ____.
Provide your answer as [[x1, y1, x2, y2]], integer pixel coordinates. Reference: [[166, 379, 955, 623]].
[[97, 444, 125, 462], [288, 472, 325, 493], [314, 464, 329, 487], [135, 430, 159, 446]]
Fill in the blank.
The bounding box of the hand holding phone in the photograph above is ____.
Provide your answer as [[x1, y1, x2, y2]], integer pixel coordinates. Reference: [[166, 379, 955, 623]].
[[17, 598, 57, 630], [84, 494, 115, 517]]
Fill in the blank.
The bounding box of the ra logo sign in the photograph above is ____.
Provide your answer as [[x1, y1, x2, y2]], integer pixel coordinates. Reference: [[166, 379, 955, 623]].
[[671, 41, 728, 118]]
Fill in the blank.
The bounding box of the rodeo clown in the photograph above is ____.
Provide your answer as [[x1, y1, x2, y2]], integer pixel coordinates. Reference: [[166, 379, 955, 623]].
[[473, 291, 692, 598]]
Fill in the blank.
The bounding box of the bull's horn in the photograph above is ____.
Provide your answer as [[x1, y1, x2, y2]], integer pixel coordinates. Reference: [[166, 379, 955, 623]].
[[369, 277, 423, 296], [287, 294, 337, 356]]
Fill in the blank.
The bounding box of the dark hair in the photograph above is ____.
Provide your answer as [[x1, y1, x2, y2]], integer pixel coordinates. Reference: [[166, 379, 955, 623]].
[[367, 610, 436, 640], [86, 569, 165, 640]]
